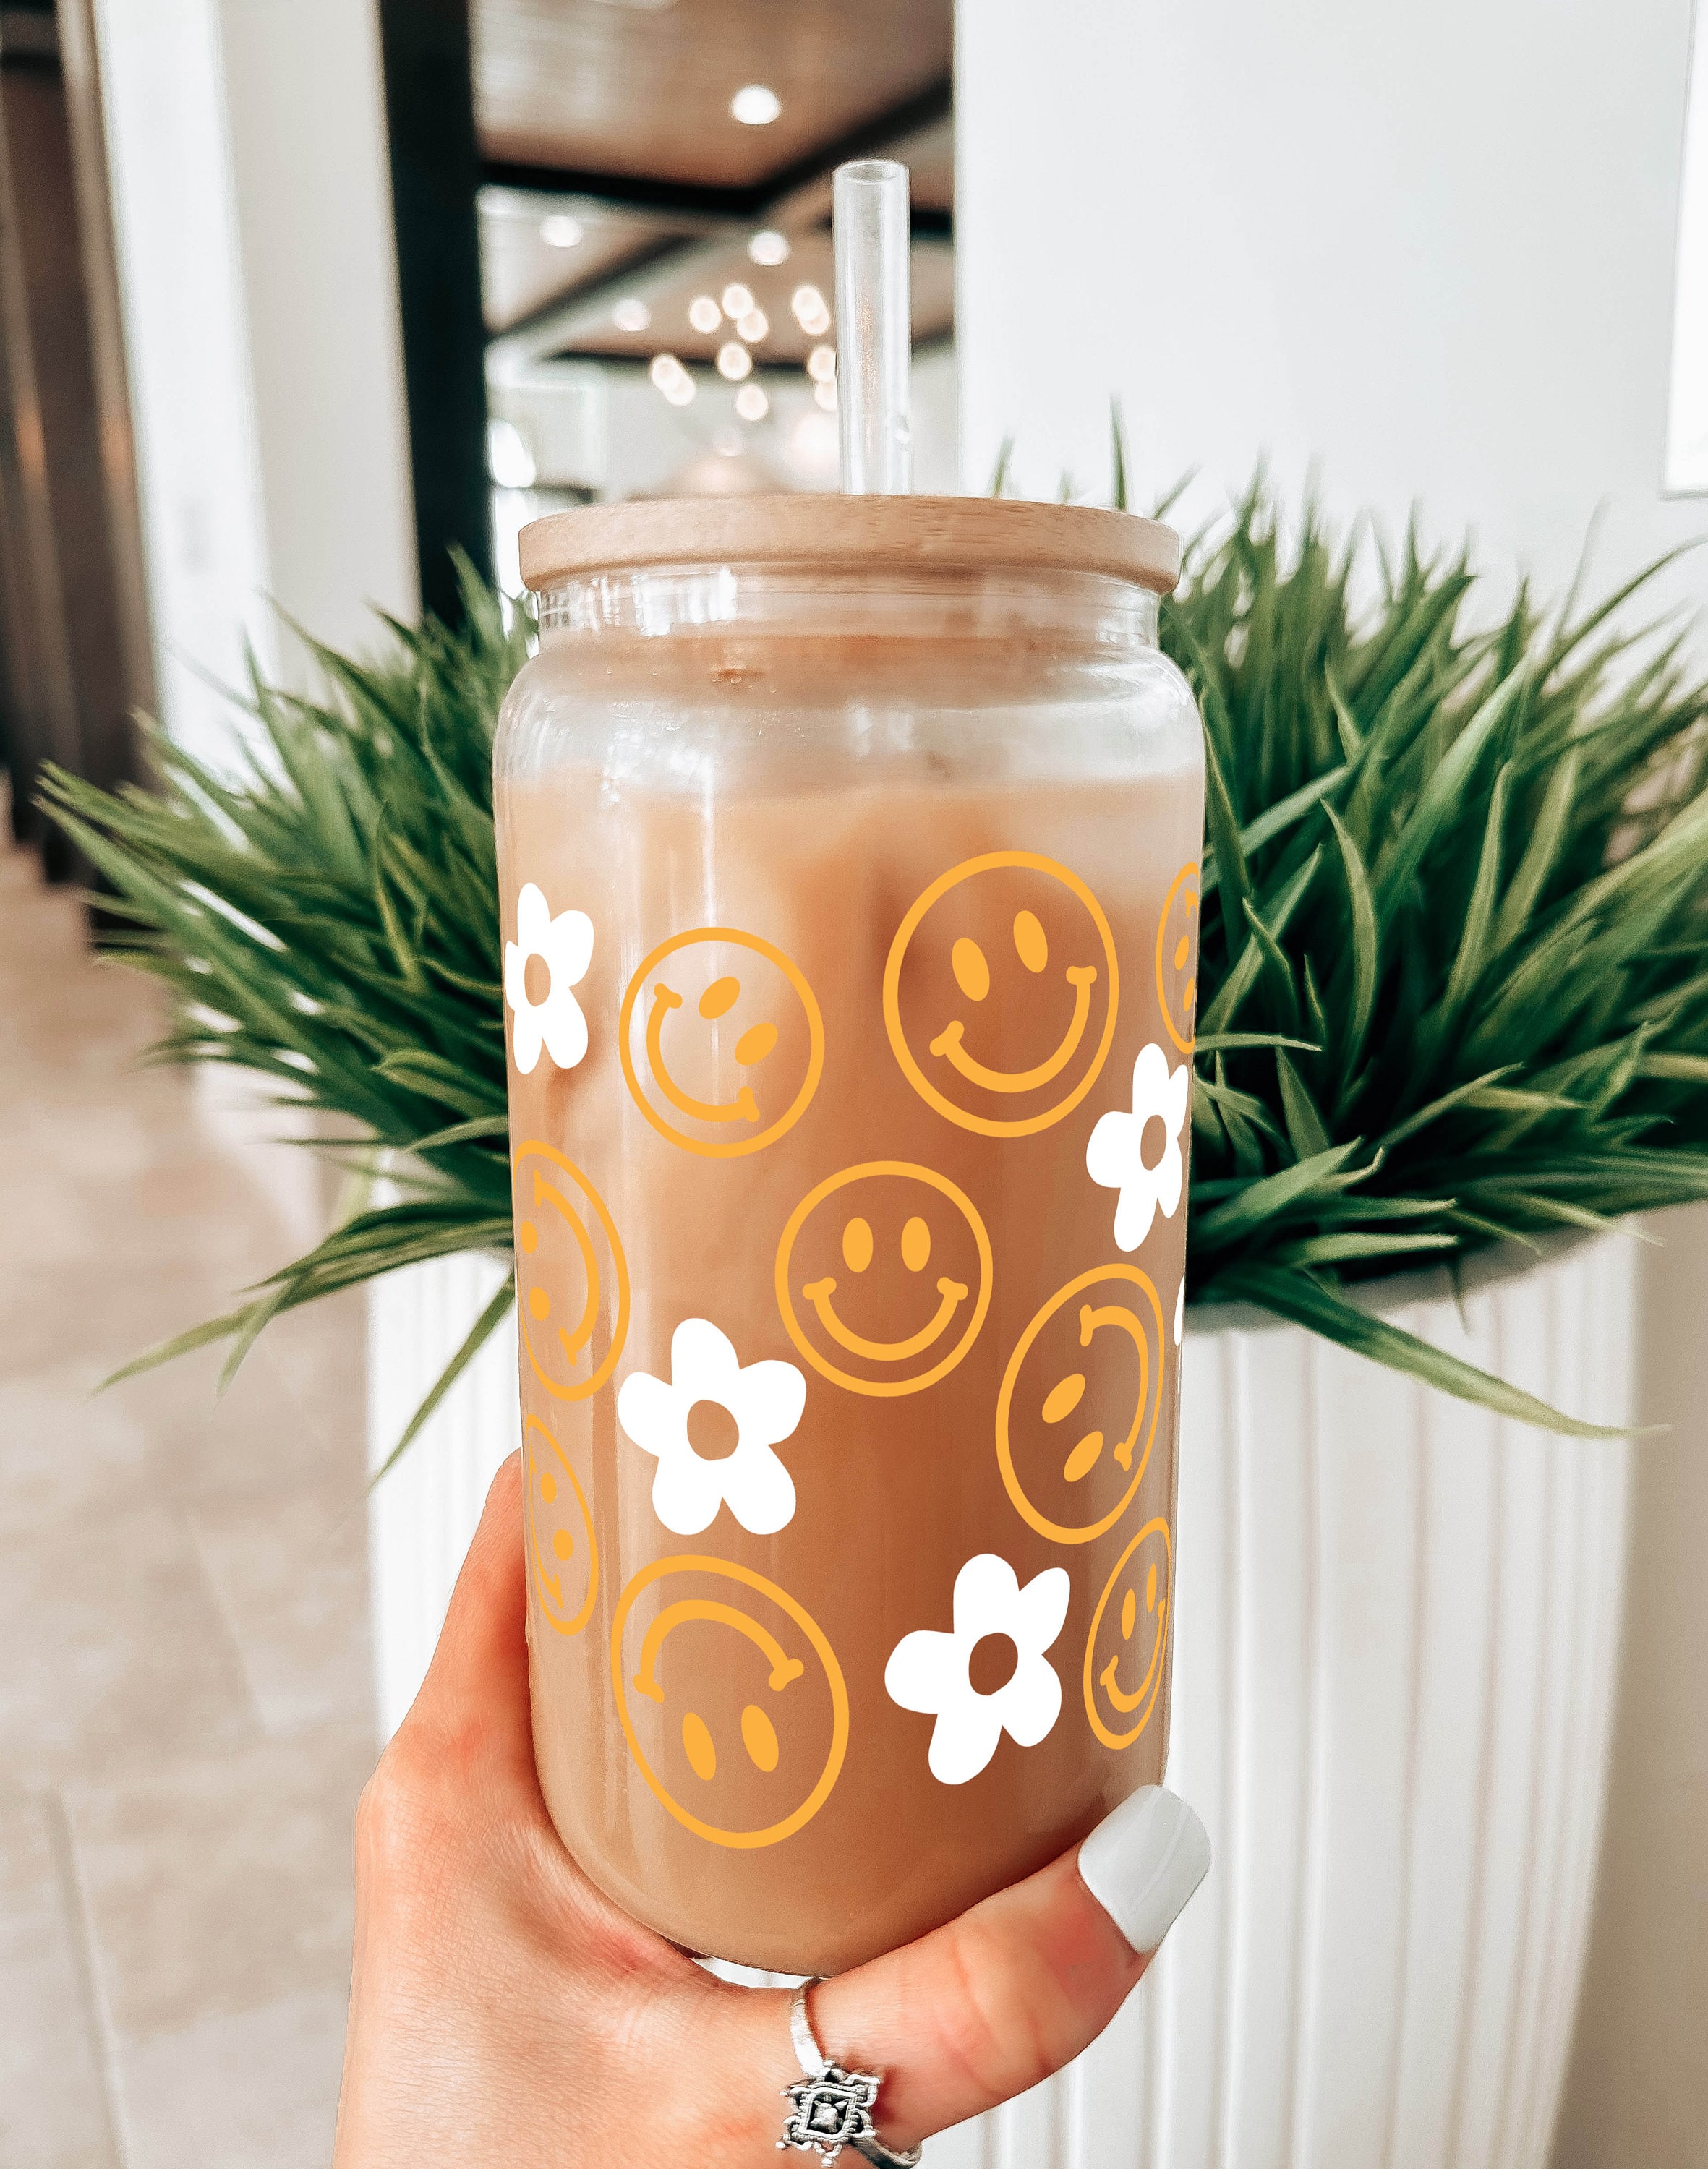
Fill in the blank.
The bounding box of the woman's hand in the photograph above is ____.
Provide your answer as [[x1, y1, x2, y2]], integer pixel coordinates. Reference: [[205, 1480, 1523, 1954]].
[[333, 1455, 1208, 2166]]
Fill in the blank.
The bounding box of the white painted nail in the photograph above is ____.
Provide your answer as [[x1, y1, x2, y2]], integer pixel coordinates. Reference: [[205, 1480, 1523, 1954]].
[[1077, 1785, 1210, 1955]]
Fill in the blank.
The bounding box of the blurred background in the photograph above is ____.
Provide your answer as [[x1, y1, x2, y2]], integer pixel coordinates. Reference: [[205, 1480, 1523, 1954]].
[[0, 1, 1703, 2164]]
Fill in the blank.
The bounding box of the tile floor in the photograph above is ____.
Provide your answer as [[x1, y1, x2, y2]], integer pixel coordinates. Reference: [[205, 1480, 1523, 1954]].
[[0, 834, 374, 2167]]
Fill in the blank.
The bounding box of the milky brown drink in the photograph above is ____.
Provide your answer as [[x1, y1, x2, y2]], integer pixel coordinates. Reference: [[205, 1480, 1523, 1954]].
[[494, 498, 1205, 1975]]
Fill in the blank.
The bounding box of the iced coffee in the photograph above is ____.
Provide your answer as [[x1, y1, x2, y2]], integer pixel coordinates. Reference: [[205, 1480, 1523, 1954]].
[[495, 497, 1203, 1974]]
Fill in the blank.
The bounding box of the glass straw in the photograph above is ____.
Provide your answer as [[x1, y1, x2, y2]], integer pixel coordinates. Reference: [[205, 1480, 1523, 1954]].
[[832, 159, 912, 494]]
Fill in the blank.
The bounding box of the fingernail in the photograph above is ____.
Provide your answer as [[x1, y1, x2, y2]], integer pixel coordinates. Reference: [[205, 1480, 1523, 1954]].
[[1077, 1785, 1210, 1955]]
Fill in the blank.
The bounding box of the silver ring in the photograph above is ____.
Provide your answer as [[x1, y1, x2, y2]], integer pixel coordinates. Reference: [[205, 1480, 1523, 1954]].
[[777, 1980, 923, 2168]]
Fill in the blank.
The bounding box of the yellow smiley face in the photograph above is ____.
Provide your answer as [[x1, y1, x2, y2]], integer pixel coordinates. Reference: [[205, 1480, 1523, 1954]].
[[883, 850, 1119, 1137], [1084, 1518, 1171, 1750], [618, 927, 825, 1158], [610, 1555, 849, 1850], [774, 1160, 994, 1397], [1156, 861, 1200, 1055], [524, 1415, 597, 1635], [513, 1142, 630, 1401], [995, 1265, 1166, 1544]]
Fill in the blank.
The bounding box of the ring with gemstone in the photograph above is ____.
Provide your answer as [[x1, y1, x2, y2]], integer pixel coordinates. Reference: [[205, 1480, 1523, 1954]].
[[776, 1980, 924, 2168]]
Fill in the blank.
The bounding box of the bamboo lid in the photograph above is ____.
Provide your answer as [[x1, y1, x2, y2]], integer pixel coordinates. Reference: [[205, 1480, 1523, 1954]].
[[518, 495, 1181, 597]]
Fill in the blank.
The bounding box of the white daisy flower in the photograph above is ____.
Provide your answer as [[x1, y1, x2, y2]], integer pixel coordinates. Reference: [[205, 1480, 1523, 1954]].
[[884, 1553, 1071, 1785], [504, 881, 594, 1076], [1085, 1041, 1190, 1252], [617, 1317, 806, 1536]]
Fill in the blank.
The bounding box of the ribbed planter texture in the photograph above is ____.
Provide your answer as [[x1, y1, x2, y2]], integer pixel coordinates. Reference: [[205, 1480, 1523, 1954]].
[[368, 1231, 1634, 2169]]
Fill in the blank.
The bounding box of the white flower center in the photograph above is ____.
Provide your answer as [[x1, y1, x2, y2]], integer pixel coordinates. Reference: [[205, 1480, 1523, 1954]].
[[1139, 1112, 1169, 1171], [522, 952, 552, 1006]]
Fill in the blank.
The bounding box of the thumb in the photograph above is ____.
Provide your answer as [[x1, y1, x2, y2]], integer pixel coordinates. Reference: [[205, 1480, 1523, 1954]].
[[803, 1786, 1210, 2149], [397, 1451, 537, 1786]]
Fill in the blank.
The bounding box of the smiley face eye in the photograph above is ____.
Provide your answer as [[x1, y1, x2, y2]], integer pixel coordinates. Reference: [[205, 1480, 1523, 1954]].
[[951, 937, 990, 1001], [742, 1703, 780, 1771], [900, 1215, 931, 1271], [1146, 1563, 1158, 1612], [699, 976, 740, 1019], [1174, 936, 1190, 970], [1013, 910, 1049, 972], [680, 1703, 785, 1781], [1041, 1372, 1085, 1424], [1121, 1587, 1137, 1640], [683, 1711, 718, 1780], [735, 1021, 777, 1066], [842, 1216, 874, 1271]]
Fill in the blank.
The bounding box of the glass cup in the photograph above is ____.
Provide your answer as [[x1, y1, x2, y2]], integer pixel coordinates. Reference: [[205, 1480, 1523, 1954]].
[[494, 496, 1205, 1974]]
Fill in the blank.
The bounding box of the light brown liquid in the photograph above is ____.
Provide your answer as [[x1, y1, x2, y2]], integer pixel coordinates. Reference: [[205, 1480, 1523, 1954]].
[[498, 654, 1201, 1975]]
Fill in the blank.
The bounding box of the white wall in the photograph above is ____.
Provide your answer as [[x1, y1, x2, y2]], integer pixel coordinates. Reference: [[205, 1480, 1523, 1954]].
[[215, 0, 417, 666], [90, 0, 415, 771], [90, 0, 419, 1244], [957, 4, 1707, 2162], [91, 0, 271, 769], [1666, 17, 1708, 490], [960, 0, 1704, 612]]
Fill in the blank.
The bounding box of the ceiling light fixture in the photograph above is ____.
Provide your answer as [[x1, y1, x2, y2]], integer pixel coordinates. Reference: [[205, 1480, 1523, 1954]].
[[748, 230, 790, 267], [789, 408, 838, 466], [649, 353, 695, 406], [688, 294, 721, 334], [716, 341, 753, 382], [612, 297, 652, 333], [487, 417, 536, 489], [790, 283, 830, 338], [735, 382, 769, 421], [720, 281, 755, 322], [539, 213, 584, 249], [730, 84, 781, 126], [737, 307, 769, 343], [806, 343, 836, 383]]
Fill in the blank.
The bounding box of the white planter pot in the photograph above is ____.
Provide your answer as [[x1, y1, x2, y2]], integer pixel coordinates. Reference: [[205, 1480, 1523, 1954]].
[[368, 1232, 1634, 2168], [366, 1249, 520, 1742]]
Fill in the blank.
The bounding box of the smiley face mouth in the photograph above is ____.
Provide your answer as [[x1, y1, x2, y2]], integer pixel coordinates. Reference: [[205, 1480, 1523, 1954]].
[[798, 1273, 969, 1361], [633, 1599, 804, 1703], [526, 1175, 601, 1369], [928, 964, 1098, 1094], [1098, 1596, 1168, 1714], [1062, 1300, 1153, 1479], [645, 983, 761, 1126]]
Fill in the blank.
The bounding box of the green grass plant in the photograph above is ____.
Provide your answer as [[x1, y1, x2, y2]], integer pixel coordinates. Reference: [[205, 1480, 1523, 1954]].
[[40, 496, 1708, 1448]]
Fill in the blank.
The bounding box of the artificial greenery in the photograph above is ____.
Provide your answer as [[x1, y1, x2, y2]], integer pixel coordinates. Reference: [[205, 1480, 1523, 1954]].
[[40, 499, 1708, 1447], [1160, 492, 1708, 1429], [43, 568, 526, 1472]]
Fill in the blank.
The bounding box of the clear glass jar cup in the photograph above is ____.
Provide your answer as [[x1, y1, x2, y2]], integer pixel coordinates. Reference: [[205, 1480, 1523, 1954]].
[[495, 497, 1205, 1974]]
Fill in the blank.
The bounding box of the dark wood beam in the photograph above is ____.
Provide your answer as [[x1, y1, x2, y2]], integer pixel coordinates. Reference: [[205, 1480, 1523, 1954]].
[[486, 77, 952, 368], [377, 0, 493, 625], [480, 73, 951, 227], [489, 231, 692, 350]]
